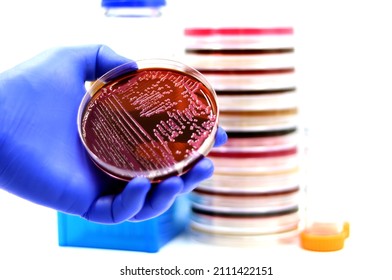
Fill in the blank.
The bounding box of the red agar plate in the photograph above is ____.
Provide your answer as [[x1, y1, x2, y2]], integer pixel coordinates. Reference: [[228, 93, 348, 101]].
[[78, 59, 219, 182]]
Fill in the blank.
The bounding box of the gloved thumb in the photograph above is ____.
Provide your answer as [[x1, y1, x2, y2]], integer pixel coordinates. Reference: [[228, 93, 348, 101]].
[[76, 44, 137, 81]]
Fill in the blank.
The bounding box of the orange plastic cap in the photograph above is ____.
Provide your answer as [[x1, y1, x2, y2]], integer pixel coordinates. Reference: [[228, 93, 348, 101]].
[[300, 222, 350, 252]]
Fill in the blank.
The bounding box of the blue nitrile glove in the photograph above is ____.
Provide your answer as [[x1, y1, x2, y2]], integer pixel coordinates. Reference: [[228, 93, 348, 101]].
[[0, 45, 227, 224]]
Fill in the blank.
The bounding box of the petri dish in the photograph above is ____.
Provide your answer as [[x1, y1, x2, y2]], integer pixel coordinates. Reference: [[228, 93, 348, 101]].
[[190, 188, 300, 215], [222, 129, 298, 150], [189, 207, 300, 247], [78, 59, 219, 182], [190, 228, 299, 247], [218, 108, 298, 132], [184, 50, 295, 71], [190, 210, 300, 235], [208, 143, 299, 175], [197, 170, 300, 194], [200, 68, 296, 91], [215, 88, 298, 112], [184, 27, 295, 51]]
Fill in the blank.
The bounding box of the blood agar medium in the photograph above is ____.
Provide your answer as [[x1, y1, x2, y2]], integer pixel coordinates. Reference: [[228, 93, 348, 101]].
[[78, 59, 219, 182]]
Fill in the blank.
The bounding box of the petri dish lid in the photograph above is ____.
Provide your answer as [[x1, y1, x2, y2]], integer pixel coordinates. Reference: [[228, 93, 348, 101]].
[[78, 59, 218, 182]]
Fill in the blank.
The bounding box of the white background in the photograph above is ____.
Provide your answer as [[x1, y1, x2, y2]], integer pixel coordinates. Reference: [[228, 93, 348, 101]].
[[1, 0, 392, 279]]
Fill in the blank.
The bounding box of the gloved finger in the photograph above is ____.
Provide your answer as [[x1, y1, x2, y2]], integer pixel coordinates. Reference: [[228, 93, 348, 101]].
[[72, 44, 136, 81], [213, 126, 228, 147], [179, 157, 214, 194], [129, 176, 183, 222], [111, 177, 152, 223], [83, 177, 150, 224]]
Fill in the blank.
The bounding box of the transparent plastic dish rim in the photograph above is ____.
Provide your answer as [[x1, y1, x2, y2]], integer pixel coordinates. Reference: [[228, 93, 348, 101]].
[[77, 58, 219, 181]]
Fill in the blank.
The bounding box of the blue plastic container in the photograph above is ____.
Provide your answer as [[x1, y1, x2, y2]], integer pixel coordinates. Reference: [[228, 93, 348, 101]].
[[58, 198, 189, 253]]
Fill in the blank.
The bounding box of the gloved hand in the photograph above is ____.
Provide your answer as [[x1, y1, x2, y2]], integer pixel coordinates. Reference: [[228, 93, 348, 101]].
[[0, 45, 227, 224]]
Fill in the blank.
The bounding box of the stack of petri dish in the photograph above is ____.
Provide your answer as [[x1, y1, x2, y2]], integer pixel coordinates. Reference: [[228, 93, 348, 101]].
[[184, 27, 302, 246]]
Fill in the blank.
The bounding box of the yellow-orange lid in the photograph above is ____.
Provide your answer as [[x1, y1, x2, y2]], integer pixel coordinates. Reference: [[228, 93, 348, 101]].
[[300, 222, 350, 252]]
